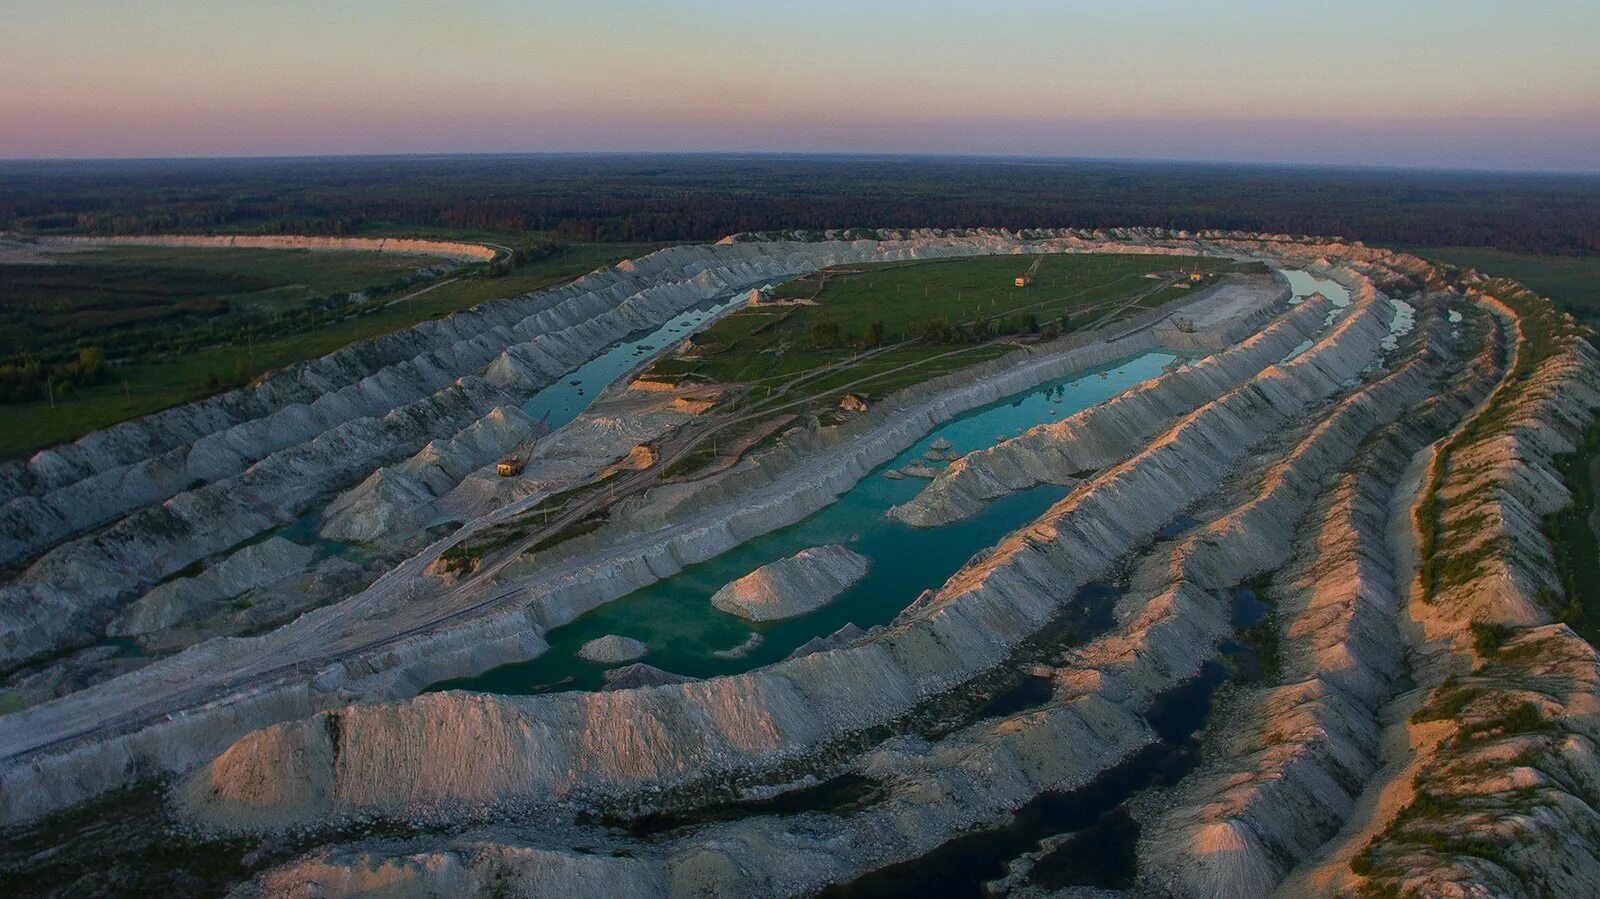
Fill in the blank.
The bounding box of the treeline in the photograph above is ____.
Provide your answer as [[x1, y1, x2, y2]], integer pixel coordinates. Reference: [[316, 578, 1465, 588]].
[[0, 347, 110, 403], [3, 155, 1597, 255]]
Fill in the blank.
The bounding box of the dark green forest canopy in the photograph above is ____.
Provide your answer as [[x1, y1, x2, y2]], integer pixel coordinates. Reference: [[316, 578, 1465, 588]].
[[3, 154, 1597, 254]]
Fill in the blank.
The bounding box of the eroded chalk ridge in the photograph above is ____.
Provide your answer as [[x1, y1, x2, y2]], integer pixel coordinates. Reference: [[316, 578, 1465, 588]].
[[177, 258, 1396, 835], [1137, 305, 1501, 897], [1334, 276, 1600, 897], [214, 246, 1482, 897], [7, 233, 1597, 899], [0, 230, 1216, 677], [888, 289, 1342, 528]]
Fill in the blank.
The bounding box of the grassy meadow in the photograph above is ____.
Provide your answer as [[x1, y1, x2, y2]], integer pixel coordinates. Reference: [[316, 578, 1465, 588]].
[[650, 252, 1250, 393]]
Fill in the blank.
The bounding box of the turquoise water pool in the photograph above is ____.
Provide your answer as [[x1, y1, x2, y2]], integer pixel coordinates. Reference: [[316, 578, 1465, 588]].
[[433, 350, 1179, 694]]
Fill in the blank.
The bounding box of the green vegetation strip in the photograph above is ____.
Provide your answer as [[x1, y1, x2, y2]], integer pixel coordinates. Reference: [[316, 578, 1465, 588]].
[[0, 242, 659, 458], [1416, 277, 1588, 599]]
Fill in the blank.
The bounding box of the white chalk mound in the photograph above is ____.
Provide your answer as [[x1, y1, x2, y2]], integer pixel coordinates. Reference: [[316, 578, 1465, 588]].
[[576, 634, 647, 664], [710, 544, 870, 622]]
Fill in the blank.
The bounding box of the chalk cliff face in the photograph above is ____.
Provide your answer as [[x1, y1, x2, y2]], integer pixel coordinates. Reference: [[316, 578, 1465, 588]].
[[5, 230, 1598, 899], [32, 234, 500, 261], [176, 240, 1403, 832], [709, 544, 869, 621]]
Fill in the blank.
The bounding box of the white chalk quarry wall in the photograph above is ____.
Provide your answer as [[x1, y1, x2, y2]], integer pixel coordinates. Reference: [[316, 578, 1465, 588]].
[[890, 290, 1337, 528], [0, 229, 1253, 827], [25, 228, 1574, 889], [176, 257, 1397, 832], [208, 241, 1600, 899], [1343, 276, 1600, 898], [238, 253, 1478, 898], [0, 232, 1179, 669], [1137, 316, 1498, 897]]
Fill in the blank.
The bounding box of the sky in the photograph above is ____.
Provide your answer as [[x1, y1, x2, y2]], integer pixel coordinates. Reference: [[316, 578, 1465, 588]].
[[4, 0, 1598, 171]]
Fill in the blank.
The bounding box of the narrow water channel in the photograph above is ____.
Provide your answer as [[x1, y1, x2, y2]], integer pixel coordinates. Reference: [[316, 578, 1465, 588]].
[[520, 292, 753, 428]]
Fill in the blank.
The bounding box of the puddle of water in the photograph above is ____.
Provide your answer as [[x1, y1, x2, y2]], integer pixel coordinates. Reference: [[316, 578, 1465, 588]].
[[980, 674, 1055, 718], [620, 773, 884, 838], [1222, 585, 1273, 681], [431, 353, 1176, 695], [1229, 585, 1270, 628], [1279, 270, 1351, 312], [1277, 269, 1352, 362], [1381, 298, 1417, 351], [1156, 515, 1200, 541]]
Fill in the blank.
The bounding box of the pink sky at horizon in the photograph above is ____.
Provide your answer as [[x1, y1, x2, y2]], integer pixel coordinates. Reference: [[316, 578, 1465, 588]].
[[5, 0, 1598, 172]]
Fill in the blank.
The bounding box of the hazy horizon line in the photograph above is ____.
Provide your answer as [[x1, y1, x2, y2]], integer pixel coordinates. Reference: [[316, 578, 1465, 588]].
[[2, 149, 1597, 179]]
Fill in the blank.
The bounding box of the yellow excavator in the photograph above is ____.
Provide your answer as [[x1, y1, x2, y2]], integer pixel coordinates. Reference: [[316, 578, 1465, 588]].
[[1014, 255, 1044, 287]]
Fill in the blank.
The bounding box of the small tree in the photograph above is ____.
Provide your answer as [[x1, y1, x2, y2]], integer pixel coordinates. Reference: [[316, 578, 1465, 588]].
[[809, 320, 842, 348], [865, 319, 886, 347]]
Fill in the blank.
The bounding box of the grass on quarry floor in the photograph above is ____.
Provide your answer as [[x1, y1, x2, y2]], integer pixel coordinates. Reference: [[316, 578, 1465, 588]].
[[0, 242, 662, 459], [648, 253, 1257, 481], [1398, 246, 1600, 326], [652, 253, 1251, 392]]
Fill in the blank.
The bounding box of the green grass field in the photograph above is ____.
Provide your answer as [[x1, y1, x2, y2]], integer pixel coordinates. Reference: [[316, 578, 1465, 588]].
[[652, 253, 1245, 390], [644, 252, 1260, 481], [1399, 246, 1600, 326], [0, 242, 661, 458]]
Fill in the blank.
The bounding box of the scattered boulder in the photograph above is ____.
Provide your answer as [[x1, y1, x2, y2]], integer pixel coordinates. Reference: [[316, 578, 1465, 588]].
[[577, 634, 648, 664], [710, 545, 870, 622]]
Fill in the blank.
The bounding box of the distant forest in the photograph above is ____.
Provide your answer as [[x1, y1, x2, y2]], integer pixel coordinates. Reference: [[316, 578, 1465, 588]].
[[3, 154, 1598, 255]]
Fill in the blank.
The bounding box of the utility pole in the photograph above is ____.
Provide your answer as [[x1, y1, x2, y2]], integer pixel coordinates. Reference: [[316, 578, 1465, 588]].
[[47, 375, 55, 410]]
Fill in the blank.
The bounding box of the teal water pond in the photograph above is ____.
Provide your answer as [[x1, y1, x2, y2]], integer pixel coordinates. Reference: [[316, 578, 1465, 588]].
[[432, 350, 1180, 695]]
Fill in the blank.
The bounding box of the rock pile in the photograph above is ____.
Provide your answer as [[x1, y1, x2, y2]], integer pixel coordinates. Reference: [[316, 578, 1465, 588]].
[[709, 545, 870, 621]]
